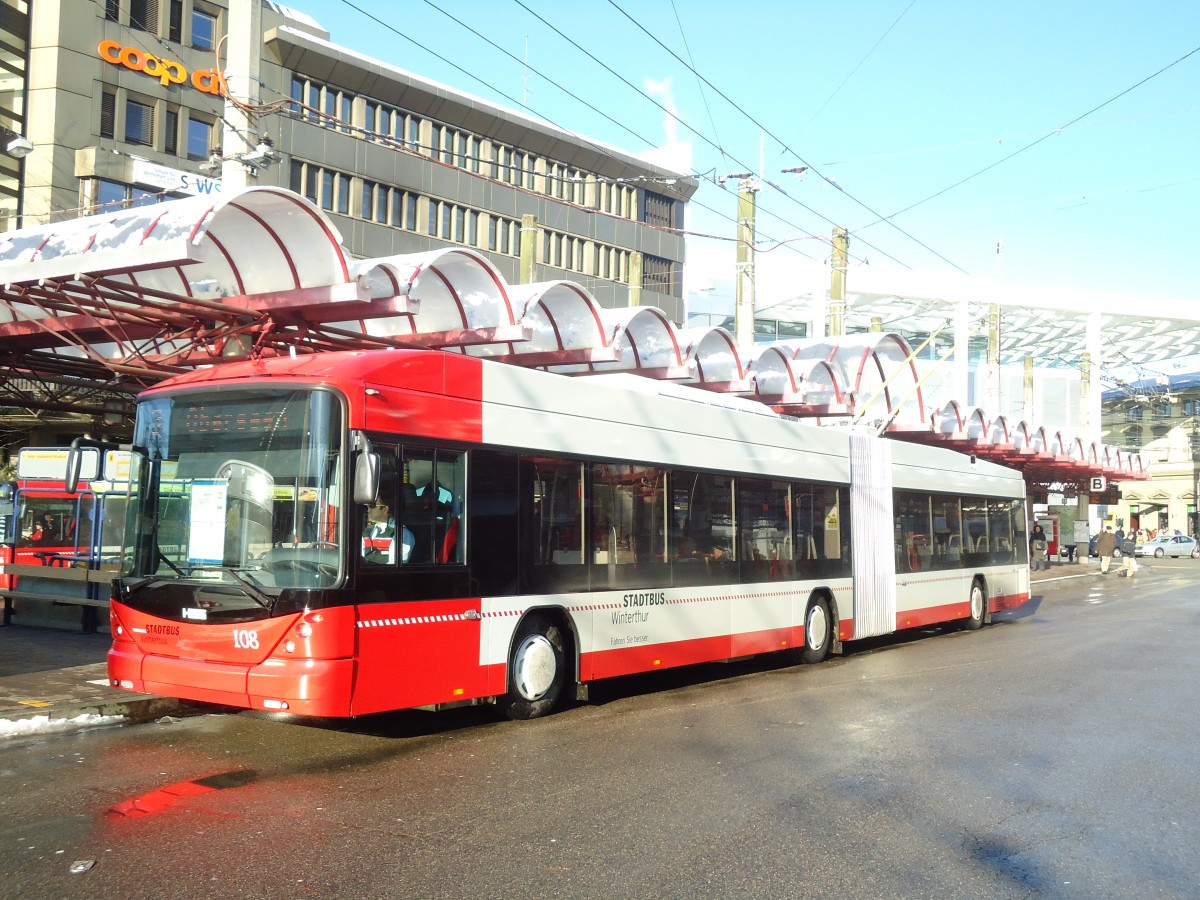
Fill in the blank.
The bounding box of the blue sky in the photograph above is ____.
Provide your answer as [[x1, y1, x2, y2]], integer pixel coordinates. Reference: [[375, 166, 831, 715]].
[[294, 1, 1200, 313]]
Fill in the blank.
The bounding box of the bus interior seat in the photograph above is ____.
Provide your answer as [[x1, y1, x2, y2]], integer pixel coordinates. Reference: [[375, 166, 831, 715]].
[[438, 516, 459, 564]]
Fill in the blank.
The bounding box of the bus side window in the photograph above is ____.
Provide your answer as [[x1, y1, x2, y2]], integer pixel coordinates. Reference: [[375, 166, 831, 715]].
[[361, 447, 400, 567], [403, 446, 464, 565]]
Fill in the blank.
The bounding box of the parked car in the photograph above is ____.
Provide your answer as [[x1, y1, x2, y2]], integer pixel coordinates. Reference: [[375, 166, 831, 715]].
[[1134, 535, 1200, 558], [1088, 533, 1125, 557]]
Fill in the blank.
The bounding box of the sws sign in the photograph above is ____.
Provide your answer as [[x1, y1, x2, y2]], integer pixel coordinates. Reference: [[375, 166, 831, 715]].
[[98, 40, 227, 96]]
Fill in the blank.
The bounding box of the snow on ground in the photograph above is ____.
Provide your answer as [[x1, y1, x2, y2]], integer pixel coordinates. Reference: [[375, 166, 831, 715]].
[[0, 713, 125, 739]]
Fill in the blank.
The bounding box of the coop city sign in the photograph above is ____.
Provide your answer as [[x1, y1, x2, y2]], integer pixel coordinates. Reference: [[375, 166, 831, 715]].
[[98, 40, 227, 96]]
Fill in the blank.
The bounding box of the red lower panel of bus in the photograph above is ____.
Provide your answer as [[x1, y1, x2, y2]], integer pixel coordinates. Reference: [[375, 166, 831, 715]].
[[893, 589, 1029, 631], [108, 602, 361, 716], [989, 590, 1028, 612], [349, 599, 493, 716]]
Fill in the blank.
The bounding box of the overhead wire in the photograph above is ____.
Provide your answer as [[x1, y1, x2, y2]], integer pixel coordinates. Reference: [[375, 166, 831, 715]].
[[602, 0, 968, 273], [667, 0, 731, 171], [500, 0, 906, 267], [338, 0, 835, 264], [861, 43, 1200, 230]]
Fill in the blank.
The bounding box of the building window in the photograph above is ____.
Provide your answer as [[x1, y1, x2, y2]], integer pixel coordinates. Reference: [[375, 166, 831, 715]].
[[336, 173, 350, 214], [1126, 406, 1143, 421], [361, 180, 388, 223], [643, 191, 676, 229], [106, 0, 120, 22], [168, 0, 183, 42], [186, 117, 211, 160], [129, 0, 159, 34], [1152, 403, 1172, 419], [164, 109, 178, 155], [125, 98, 154, 146], [391, 190, 418, 231], [90, 178, 184, 214], [290, 161, 351, 215], [322, 88, 336, 128], [645, 255, 674, 292], [100, 90, 116, 139], [321, 170, 334, 209], [96, 178, 127, 212], [192, 7, 217, 50]]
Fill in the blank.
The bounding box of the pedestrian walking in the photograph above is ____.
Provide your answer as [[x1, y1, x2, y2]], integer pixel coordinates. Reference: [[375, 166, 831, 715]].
[[1029, 523, 1049, 571], [1118, 532, 1139, 579], [1096, 525, 1118, 574]]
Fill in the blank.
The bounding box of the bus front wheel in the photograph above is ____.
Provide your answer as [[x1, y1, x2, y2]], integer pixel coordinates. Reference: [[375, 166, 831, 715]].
[[964, 579, 987, 630], [500, 614, 566, 720], [800, 595, 833, 664]]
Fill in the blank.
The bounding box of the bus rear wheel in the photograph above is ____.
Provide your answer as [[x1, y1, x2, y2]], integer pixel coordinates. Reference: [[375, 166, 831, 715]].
[[500, 614, 566, 720], [800, 595, 833, 664], [964, 579, 986, 630]]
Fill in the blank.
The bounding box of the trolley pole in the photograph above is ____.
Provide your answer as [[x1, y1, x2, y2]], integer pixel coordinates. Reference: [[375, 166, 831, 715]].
[[986, 304, 1002, 412], [733, 176, 758, 351], [222, 0, 261, 190], [827, 226, 848, 337], [519, 214, 538, 284]]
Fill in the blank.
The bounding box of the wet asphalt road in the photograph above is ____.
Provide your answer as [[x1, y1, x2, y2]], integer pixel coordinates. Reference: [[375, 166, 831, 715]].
[[3, 561, 1199, 899]]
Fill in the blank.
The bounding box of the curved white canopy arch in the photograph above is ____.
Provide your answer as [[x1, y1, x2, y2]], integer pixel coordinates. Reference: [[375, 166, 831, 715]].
[[768, 333, 922, 424], [0, 186, 348, 300], [549, 306, 684, 375], [929, 400, 987, 439], [677, 326, 747, 386], [987, 415, 1012, 446], [466, 279, 607, 362], [1010, 421, 1033, 452], [356, 248, 514, 340]]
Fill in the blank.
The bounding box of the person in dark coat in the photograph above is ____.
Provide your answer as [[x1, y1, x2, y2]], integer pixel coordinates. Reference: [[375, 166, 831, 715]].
[[1029, 524, 1049, 570], [1096, 525, 1118, 574]]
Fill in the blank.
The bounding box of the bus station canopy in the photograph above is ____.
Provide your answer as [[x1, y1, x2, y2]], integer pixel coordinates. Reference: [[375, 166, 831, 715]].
[[0, 187, 1144, 487]]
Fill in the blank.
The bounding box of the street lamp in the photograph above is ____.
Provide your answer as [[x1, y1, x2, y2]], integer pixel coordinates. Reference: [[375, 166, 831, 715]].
[[1, 126, 32, 159]]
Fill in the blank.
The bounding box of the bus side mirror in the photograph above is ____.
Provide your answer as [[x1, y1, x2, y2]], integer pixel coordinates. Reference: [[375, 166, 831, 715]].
[[66, 436, 120, 494], [354, 452, 380, 506]]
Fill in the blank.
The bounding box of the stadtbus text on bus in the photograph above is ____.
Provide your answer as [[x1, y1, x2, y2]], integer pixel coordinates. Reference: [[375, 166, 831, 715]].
[[99, 349, 1030, 719]]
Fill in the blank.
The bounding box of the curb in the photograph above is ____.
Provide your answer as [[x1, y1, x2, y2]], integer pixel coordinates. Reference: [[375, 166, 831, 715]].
[[2, 695, 203, 726]]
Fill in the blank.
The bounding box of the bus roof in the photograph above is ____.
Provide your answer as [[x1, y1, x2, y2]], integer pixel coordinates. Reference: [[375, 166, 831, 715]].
[[142, 348, 1024, 495]]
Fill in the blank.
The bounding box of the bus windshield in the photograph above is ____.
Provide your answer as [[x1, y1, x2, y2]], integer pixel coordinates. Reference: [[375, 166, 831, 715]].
[[123, 387, 343, 591]]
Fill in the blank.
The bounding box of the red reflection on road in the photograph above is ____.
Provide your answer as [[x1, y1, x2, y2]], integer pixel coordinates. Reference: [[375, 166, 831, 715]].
[[106, 770, 256, 819]]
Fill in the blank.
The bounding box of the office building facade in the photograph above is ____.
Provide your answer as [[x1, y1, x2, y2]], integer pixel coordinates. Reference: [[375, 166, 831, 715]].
[[7, 0, 695, 321]]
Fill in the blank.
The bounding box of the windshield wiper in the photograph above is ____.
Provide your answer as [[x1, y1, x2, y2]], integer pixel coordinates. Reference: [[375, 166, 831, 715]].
[[157, 546, 184, 576], [224, 567, 274, 609]]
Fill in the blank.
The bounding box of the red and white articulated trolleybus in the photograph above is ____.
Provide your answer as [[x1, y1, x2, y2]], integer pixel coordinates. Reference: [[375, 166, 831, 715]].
[[100, 348, 1029, 719]]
